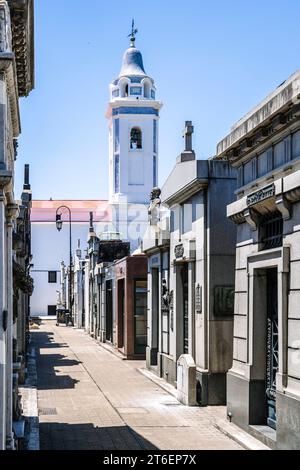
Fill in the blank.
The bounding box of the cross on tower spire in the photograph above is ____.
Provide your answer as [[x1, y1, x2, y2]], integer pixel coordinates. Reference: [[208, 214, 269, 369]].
[[128, 19, 138, 47]]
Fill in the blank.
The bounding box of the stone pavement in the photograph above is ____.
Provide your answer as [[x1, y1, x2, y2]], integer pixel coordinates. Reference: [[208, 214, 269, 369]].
[[33, 321, 243, 450]]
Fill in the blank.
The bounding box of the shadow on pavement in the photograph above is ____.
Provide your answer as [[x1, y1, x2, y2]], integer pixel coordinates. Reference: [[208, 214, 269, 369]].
[[33, 330, 69, 349], [39, 422, 158, 450], [32, 330, 82, 390]]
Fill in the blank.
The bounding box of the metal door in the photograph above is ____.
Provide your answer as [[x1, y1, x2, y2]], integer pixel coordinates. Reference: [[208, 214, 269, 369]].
[[121, 281, 125, 347], [106, 280, 113, 342], [266, 269, 278, 429], [181, 265, 189, 354]]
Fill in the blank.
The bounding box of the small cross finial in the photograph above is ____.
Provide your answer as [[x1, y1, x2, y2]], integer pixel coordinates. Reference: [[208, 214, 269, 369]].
[[183, 121, 194, 152], [23, 164, 30, 190], [128, 19, 138, 47], [89, 211, 94, 233]]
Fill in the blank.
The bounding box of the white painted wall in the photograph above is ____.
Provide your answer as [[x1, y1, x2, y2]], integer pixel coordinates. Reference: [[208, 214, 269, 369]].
[[30, 222, 108, 316], [30, 214, 148, 316]]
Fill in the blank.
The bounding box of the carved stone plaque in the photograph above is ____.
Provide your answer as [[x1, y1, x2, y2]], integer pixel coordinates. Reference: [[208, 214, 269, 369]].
[[174, 244, 184, 259], [214, 286, 234, 316], [246, 183, 275, 207], [195, 284, 202, 314]]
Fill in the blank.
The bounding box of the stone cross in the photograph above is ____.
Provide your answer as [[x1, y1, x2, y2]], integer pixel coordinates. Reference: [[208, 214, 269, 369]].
[[128, 19, 138, 47], [183, 121, 194, 152], [23, 164, 30, 190], [89, 211, 94, 233]]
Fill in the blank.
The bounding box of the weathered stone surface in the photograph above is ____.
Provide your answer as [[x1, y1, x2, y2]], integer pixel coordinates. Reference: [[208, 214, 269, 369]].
[[233, 338, 247, 363], [233, 315, 247, 340], [288, 291, 300, 319], [290, 261, 300, 290], [217, 70, 300, 157], [176, 354, 197, 406]]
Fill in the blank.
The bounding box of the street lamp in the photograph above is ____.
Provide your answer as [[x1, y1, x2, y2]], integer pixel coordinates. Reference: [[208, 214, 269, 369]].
[[56, 214, 63, 232], [55, 206, 73, 326]]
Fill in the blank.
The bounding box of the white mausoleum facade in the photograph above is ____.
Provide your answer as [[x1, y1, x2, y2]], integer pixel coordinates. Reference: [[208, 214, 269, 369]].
[[217, 70, 300, 449]]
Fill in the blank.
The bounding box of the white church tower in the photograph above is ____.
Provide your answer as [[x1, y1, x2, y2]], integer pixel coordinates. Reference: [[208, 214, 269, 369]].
[[107, 22, 162, 205]]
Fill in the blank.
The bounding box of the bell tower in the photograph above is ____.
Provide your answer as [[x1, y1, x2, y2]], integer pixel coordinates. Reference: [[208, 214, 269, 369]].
[[107, 22, 162, 205]]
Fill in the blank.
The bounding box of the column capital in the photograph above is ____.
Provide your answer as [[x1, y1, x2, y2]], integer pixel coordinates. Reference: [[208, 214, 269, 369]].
[[5, 202, 19, 223], [0, 169, 12, 190]]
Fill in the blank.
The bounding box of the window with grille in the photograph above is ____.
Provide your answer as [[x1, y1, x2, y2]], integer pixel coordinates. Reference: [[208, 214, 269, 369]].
[[260, 211, 283, 250]]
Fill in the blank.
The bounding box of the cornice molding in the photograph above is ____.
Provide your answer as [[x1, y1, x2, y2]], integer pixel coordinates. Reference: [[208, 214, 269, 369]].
[[8, 0, 34, 96], [0, 168, 13, 189], [218, 103, 300, 166], [217, 70, 300, 160], [228, 177, 300, 227], [109, 98, 162, 111], [0, 53, 21, 136], [6, 201, 19, 221], [163, 179, 208, 207]]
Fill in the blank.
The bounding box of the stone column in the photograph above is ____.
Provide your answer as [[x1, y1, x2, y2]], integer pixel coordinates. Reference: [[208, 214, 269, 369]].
[[0, 189, 6, 450], [84, 260, 90, 333], [0, 55, 8, 451], [0, 174, 13, 450], [5, 203, 19, 450]]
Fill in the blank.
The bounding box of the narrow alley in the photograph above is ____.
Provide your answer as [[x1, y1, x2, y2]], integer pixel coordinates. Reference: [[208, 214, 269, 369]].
[[34, 321, 242, 451]]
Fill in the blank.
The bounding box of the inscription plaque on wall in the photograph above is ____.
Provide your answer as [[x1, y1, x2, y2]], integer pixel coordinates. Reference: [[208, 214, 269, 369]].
[[246, 183, 275, 207], [150, 255, 160, 268], [195, 284, 202, 314], [169, 290, 174, 331], [214, 286, 234, 316]]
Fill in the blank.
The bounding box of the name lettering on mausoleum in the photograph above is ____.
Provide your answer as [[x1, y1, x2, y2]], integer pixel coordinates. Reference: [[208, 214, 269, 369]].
[[246, 183, 275, 207]]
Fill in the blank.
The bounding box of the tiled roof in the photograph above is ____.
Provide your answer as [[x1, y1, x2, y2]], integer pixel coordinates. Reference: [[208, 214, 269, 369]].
[[31, 200, 111, 223]]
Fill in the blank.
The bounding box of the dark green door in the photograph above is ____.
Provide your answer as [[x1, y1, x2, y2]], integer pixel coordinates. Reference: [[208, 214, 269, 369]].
[[106, 280, 113, 342]]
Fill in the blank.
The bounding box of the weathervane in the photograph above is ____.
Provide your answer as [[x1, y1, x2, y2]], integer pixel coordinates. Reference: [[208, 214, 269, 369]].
[[128, 19, 138, 47]]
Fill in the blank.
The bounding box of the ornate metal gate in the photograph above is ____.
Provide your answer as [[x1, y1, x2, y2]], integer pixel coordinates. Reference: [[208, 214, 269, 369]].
[[266, 269, 278, 429], [181, 265, 189, 354]]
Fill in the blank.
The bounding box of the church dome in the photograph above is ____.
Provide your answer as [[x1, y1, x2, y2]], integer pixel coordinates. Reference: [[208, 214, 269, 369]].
[[119, 46, 147, 78]]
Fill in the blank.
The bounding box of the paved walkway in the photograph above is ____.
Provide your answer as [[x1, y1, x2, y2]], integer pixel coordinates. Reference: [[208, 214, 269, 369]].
[[33, 321, 242, 450]]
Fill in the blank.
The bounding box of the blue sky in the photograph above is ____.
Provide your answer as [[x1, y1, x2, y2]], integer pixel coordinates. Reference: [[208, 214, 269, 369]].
[[15, 0, 300, 200]]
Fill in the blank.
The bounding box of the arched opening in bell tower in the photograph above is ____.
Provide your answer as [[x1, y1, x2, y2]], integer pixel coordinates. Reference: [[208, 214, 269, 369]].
[[130, 127, 142, 150], [143, 80, 151, 98], [120, 79, 130, 98]]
